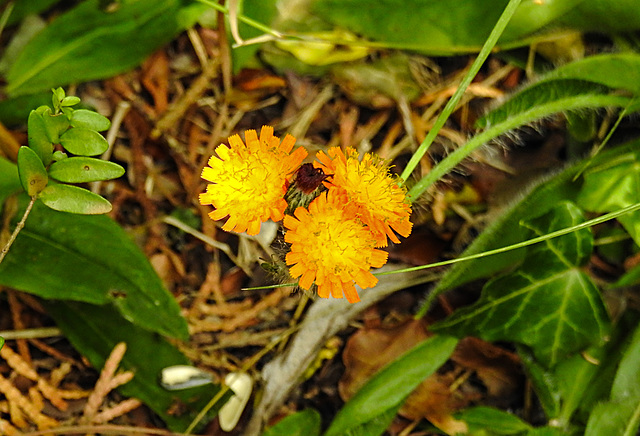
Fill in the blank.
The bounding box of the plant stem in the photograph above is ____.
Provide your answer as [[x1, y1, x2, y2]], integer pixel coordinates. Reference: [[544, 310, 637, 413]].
[[406, 94, 631, 200], [0, 196, 36, 265], [400, 0, 523, 197]]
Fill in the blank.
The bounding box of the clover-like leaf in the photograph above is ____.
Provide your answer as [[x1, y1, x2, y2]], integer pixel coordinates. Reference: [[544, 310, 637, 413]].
[[432, 202, 609, 367], [48, 157, 124, 183], [17, 146, 48, 196], [59, 127, 109, 156], [38, 184, 112, 214], [70, 109, 111, 131]]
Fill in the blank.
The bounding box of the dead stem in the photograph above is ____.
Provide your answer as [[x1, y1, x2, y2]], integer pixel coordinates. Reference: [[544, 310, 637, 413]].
[[0, 196, 36, 265]]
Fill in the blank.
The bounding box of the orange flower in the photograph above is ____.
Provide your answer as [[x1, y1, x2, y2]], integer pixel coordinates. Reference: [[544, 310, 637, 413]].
[[315, 147, 412, 247], [200, 126, 307, 235], [284, 189, 388, 303]]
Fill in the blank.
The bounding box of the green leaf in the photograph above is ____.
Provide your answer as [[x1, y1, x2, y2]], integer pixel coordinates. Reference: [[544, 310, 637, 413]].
[[59, 127, 109, 156], [60, 96, 81, 107], [0, 157, 22, 205], [559, 0, 640, 33], [455, 406, 531, 434], [577, 151, 640, 245], [432, 202, 609, 367], [45, 300, 219, 432], [5, 0, 202, 97], [0, 92, 52, 126], [39, 183, 112, 214], [478, 79, 611, 129], [41, 110, 70, 143], [311, 0, 640, 56], [48, 157, 124, 183], [324, 335, 458, 436], [0, 196, 188, 340], [27, 109, 53, 165], [17, 146, 48, 195], [421, 139, 640, 316], [70, 109, 111, 131], [585, 322, 640, 436], [263, 409, 321, 436], [540, 53, 640, 96]]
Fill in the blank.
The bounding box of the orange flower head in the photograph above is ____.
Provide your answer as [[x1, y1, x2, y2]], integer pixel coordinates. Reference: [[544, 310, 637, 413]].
[[315, 147, 412, 247], [284, 189, 388, 303], [200, 126, 307, 235]]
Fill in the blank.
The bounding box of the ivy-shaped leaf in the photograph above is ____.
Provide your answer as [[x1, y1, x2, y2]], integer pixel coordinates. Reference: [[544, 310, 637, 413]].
[[432, 202, 609, 367], [577, 150, 640, 245]]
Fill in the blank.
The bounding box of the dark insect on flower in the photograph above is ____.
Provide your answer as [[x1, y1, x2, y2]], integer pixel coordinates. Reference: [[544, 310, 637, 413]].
[[293, 163, 331, 194], [284, 163, 331, 213]]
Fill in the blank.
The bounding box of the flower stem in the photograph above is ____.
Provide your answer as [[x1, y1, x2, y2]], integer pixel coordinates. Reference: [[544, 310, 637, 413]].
[[0, 196, 36, 265], [400, 0, 523, 193]]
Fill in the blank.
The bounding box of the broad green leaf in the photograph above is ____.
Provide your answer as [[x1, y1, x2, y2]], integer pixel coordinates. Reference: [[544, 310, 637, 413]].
[[421, 139, 640, 316], [0, 157, 22, 205], [455, 406, 531, 434], [5, 0, 203, 97], [310, 0, 640, 56], [17, 146, 48, 195], [324, 335, 458, 436], [48, 157, 124, 183], [525, 428, 565, 436], [577, 151, 640, 245], [2, 0, 61, 26], [0, 337, 3, 350], [585, 322, 640, 436], [0, 195, 188, 340], [263, 409, 321, 436], [39, 183, 112, 214], [0, 92, 52, 126], [27, 109, 53, 165], [559, 0, 640, 32], [432, 203, 609, 367], [59, 127, 108, 156], [45, 300, 220, 432], [70, 109, 111, 131]]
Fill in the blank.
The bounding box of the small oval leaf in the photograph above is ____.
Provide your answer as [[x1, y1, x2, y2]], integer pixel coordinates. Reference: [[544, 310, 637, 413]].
[[27, 110, 53, 165], [61, 95, 81, 107], [59, 127, 109, 156], [71, 109, 111, 131], [17, 146, 48, 195], [48, 157, 124, 183], [39, 184, 112, 214], [42, 112, 70, 143]]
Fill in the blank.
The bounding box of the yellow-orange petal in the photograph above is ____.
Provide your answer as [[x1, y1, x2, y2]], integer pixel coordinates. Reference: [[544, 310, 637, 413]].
[[314, 147, 413, 247], [199, 126, 307, 235], [283, 190, 388, 303]]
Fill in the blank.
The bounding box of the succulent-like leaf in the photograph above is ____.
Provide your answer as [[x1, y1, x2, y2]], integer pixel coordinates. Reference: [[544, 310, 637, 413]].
[[17, 146, 48, 195], [48, 157, 124, 183], [38, 183, 112, 214], [59, 127, 109, 156]]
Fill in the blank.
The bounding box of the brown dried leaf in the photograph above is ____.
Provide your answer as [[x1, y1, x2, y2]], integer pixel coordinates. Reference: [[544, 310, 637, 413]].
[[339, 319, 430, 401], [451, 337, 522, 397]]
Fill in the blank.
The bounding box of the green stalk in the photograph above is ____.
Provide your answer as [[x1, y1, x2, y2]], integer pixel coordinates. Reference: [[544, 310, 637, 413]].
[[407, 94, 631, 200], [400, 0, 523, 197]]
